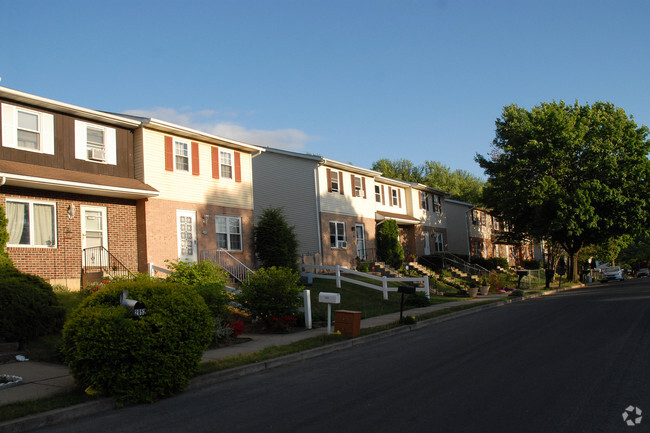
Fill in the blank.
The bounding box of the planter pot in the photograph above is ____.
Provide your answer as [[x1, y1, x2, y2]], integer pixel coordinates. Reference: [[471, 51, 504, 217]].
[[479, 286, 490, 296], [468, 287, 479, 298]]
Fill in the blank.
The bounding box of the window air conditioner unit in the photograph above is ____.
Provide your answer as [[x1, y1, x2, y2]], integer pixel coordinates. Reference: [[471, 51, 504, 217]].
[[339, 241, 347, 248], [89, 148, 106, 161]]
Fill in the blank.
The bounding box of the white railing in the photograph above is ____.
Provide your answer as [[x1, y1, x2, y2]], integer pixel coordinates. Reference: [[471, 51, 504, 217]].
[[148, 263, 170, 277], [300, 264, 430, 300], [201, 248, 255, 284]]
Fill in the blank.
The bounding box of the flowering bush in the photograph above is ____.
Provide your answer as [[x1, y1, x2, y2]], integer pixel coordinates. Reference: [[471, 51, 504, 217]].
[[270, 315, 297, 331], [228, 319, 245, 336]]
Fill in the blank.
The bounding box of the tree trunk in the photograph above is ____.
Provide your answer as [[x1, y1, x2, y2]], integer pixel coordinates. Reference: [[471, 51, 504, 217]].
[[569, 251, 580, 282]]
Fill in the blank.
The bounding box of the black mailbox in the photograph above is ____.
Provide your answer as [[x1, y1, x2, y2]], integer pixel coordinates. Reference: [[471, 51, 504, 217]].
[[398, 286, 416, 323], [120, 291, 146, 317], [398, 286, 416, 295]]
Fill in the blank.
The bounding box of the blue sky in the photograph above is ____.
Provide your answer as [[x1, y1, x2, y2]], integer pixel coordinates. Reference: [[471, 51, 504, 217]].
[[2, 0, 648, 178]]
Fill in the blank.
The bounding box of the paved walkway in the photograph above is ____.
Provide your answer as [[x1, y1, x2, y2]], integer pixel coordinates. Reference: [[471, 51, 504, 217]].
[[0, 293, 508, 407]]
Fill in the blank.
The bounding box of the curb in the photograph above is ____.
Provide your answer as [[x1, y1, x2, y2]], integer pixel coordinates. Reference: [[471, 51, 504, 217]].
[[0, 283, 585, 432]]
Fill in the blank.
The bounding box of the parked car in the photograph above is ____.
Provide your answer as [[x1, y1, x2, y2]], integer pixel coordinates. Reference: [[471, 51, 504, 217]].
[[602, 266, 625, 281], [636, 268, 649, 278]]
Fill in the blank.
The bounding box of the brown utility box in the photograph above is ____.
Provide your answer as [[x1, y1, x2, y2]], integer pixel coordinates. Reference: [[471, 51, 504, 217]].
[[334, 310, 362, 337]]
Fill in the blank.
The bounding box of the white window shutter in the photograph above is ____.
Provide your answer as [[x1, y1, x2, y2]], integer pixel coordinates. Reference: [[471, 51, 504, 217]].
[[74, 120, 87, 160], [41, 113, 54, 155], [105, 127, 117, 165], [1, 103, 17, 148]]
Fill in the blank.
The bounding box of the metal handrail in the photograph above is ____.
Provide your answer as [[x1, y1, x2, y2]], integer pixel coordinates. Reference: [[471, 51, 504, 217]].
[[201, 248, 254, 284], [420, 252, 489, 279], [83, 246, 134, 280]]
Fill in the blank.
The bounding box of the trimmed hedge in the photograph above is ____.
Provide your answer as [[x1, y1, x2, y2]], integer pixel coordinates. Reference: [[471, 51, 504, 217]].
[[61, 280, 213, 404], [0, 265, 65, 346], [236, 267, 304, 328]]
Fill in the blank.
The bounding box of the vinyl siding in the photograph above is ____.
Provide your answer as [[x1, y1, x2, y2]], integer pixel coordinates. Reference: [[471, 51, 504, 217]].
[[140, 128, 253, 209], [318, 166, 376, 219], [252, 152, 321, 254]]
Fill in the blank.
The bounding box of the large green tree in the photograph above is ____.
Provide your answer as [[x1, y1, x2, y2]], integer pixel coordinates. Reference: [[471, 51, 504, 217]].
[[476, 101, 650, 281], [253, 207, 299, 271], [371, 159, 484, 204]]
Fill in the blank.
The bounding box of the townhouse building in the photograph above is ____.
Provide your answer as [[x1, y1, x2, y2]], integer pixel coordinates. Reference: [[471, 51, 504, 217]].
[[129, 116, 263, 274], [0, 87, 158, 289], [445, 198, 541, 267], [253, 148, 450, 269]]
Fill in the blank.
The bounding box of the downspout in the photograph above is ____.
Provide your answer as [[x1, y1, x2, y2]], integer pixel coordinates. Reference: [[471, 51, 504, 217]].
[[465, 208, 472, 261], [314, 160, 325, 258]]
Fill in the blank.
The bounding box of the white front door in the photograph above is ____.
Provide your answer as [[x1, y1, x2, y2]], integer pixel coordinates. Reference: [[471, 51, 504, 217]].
[[355, 224, 366, 261], [177, 210, 197, 262], [424, 231, 431, 255], [81, 206, 108, 266]]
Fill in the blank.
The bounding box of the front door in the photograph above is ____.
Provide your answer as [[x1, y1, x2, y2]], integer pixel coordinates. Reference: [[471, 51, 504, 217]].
[[81, 206, 108, 266], [424, 231, 431, 255], [355, 224, 366, 261], [177, 210, 197, 262]]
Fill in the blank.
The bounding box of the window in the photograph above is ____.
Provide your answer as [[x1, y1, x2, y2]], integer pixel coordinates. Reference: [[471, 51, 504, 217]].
[[17, 109, 40, 150], [2, 103, 54, 154], [215, 216, 242, 251], [472, 241, 483, 257], [391, 189, 399, 207], [175, 139, 189, 172], [329, 170, 339, 193], [434, 232, 444, 252], [433, 194, 442, 213], [353, 176, 364, 197], [220, 150, 233, 179], [74, 120, 117, 164], [6, 200, 56, 247], [329, 221, 346, 248], [480, 212, 487, 226], [375, 185, 382, 203], [421, 192, 429, 211], [86, 126, 105, 160]]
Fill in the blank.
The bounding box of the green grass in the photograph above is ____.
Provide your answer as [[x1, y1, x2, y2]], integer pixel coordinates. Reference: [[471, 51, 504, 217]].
[[305, 278, 463, 322], [0, 390, 99, 423]]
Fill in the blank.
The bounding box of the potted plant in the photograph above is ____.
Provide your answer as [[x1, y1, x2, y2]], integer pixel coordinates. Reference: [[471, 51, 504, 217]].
[[467, 280, 479, 298], [479, 275, 490, 296]]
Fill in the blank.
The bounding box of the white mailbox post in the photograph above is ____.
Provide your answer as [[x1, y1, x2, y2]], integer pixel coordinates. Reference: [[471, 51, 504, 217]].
[[318, 292, 341, 334]]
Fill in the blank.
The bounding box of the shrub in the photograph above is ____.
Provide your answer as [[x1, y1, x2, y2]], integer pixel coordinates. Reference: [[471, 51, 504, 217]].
[[405, 292, 431, 307], [236, 267, 304, 328], [377, 219, 404, 269], [165, 259, 228, 287], [490, 257, 510, 270], [523, 259, 542, 269], [0, 204, 12, 267], [254, 208, 299, 271], [509, 289, 525, 297], [61, 280, 213, 404], [166, 260, 230, 317], [0, 266, 65, 347], [488, 270, 506, 292]]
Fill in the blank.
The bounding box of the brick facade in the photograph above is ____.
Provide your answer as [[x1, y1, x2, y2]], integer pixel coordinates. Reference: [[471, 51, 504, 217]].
[[320, 212, 376, 268], [137, 197, 254, 273], [1, 186, 138, 289]]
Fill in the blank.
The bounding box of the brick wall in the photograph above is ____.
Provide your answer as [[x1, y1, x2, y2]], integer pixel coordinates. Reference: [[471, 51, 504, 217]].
[[319, 212, 376, 268], [138, 197, 255, 273], [1, 186, 138, 289]]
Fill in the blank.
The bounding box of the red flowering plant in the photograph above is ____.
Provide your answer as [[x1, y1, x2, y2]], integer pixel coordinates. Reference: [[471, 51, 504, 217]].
[[270, 315, 298, 332], [228, 319, 245, 336]]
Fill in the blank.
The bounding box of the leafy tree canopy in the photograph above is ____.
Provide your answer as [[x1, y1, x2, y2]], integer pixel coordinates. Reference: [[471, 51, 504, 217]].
[[371, 158, 484, 204], [476, 101, 650, 280], [253, 207, 299, 271]]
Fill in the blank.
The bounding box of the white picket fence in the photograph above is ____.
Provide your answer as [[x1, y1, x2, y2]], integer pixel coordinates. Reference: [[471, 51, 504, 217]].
[[300, 264, 430, 300]]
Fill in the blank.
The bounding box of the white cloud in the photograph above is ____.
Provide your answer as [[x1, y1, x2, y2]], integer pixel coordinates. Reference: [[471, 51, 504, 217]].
[[122, 107, 314, 152]]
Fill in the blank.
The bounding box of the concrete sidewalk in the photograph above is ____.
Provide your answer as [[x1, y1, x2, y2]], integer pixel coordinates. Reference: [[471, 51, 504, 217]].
[[0, 293, 508, 408]]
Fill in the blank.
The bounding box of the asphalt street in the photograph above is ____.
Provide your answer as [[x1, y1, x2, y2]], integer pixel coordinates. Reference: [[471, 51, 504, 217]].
[[33, 279, 650, 433]]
